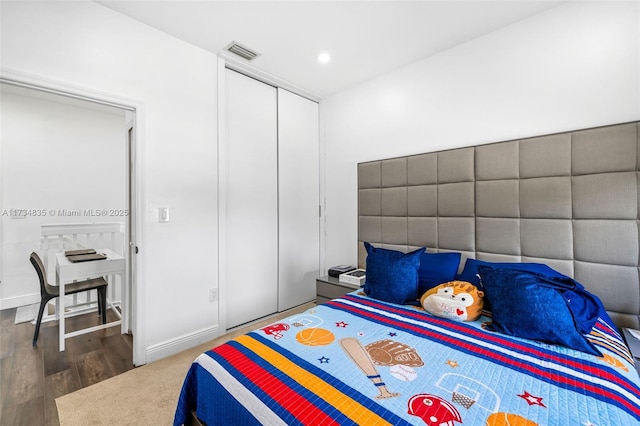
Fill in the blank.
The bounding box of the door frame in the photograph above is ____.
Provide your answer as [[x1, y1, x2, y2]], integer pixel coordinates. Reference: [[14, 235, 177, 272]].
[[0, 68, 147, 366]]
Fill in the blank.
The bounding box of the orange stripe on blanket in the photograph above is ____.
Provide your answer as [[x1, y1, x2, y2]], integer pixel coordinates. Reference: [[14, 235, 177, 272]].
[[235, 334, 394, 426], [588, 330, 634, 365]]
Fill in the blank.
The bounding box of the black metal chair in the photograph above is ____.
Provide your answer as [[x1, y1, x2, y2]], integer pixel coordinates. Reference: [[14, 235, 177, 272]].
[[29, 252, 108, 346]]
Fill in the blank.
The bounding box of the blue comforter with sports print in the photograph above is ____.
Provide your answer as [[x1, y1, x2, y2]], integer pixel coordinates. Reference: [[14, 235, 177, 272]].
[[174, 291, 640, 425]]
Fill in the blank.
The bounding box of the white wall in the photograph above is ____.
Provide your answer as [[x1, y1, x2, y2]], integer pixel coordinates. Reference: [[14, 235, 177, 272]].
[[1, 89, 126, 307], [1, 0, 219, 362], [320, 1, 640, 271]]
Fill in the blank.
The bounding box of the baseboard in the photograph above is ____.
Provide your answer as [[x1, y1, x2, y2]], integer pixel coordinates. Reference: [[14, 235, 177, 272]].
[[0, 293, 40, 310], [145, 324, 220, 364]]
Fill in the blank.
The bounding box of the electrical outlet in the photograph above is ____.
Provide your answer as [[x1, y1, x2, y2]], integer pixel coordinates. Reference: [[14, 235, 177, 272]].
[[209, 288, 218, 302]]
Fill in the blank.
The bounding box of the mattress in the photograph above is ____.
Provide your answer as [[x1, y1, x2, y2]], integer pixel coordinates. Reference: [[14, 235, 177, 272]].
[[174, 291, 640, 425]]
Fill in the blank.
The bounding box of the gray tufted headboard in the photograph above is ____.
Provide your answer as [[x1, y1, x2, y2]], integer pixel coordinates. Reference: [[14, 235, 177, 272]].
[[358, 121, 640, 329]]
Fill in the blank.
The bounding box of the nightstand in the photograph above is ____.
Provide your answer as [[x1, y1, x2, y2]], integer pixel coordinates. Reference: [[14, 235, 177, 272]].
[[316, 275, 361, 304], [622, 328, 640, 374]]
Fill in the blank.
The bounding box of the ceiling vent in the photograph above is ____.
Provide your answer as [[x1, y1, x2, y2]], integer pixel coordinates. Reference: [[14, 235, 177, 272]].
[[224, 41, 260, 61]]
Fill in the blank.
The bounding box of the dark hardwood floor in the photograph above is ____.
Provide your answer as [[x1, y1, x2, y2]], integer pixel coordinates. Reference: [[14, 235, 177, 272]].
[[0, 306, 134, 425]]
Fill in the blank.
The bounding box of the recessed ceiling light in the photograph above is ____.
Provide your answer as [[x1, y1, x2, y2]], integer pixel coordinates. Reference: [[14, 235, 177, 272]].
[[318, 52, 331, 64]]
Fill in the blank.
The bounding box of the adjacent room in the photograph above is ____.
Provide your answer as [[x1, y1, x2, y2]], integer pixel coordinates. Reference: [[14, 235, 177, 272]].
[[1, 1, 638, 425]]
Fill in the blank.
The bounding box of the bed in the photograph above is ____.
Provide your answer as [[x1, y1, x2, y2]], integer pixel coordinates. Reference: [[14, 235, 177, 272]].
[[174, 121, 640, 425]]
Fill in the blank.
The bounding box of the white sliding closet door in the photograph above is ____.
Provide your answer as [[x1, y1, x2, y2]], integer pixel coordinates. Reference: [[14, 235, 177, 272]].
[[225, 70, 278, 328], [278, 89, 320, 310]]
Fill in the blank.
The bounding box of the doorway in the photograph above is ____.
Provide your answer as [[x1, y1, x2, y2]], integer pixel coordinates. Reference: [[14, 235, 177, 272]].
[[0, 80, 137, 360]]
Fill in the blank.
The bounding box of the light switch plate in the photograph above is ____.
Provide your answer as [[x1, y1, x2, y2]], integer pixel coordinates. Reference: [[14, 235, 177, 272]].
[[159, 207, 170, 223]]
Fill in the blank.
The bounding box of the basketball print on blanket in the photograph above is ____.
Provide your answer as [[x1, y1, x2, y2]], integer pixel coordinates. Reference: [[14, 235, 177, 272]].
[[295, 327, 335, 346], [486, 412, 538, 426]]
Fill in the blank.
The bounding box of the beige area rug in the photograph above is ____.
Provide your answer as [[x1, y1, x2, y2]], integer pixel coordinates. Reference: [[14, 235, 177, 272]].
[[14, 303, 40, 324], [15, 302, 55, 324], [56, 302, 315, 425]]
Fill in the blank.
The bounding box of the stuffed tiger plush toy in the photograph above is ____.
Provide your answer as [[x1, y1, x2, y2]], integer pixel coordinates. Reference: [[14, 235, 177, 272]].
[[420, 281, 484, 322]]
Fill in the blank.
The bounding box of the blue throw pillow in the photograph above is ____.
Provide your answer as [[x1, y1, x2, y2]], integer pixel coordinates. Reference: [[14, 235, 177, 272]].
[[521, 272, 616, 335], [477, 266, 601, 356], [363, 242, 424, 305], [457, 259, 568, 289], [417, 252, 461, 295]]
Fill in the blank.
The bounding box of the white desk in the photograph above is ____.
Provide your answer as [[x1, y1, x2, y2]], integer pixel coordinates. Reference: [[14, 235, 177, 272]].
[[55, 249, 126, 351]]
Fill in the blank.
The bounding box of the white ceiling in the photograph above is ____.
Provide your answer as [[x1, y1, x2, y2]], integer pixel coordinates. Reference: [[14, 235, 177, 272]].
[[97, 1, 564, 99]]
